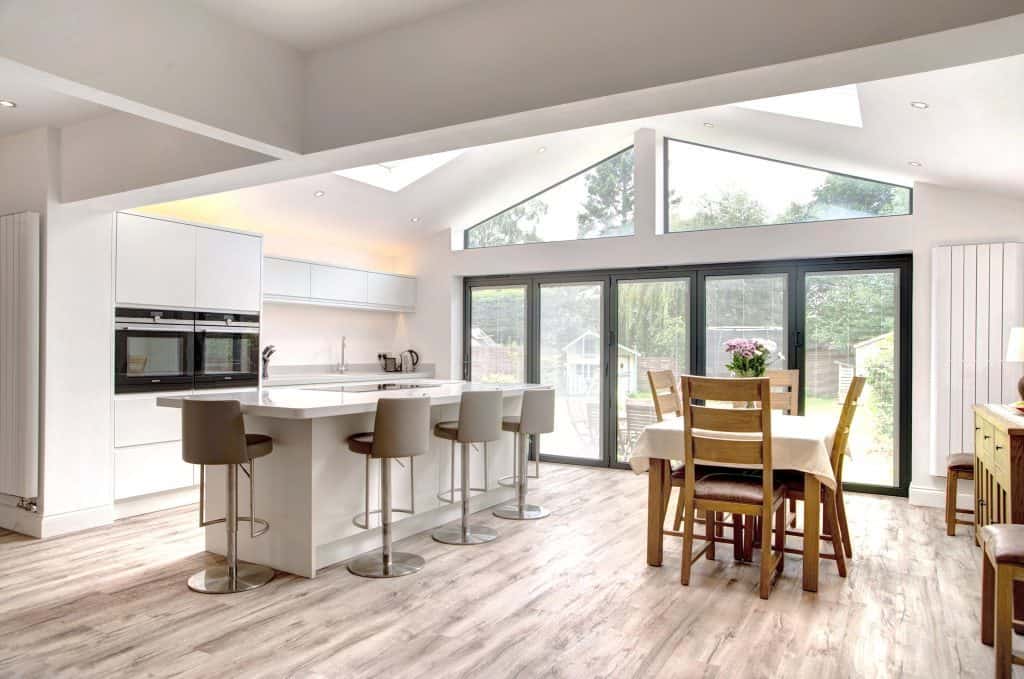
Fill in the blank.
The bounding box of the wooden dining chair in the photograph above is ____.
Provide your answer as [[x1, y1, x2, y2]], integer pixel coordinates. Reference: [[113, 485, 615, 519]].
[[777, 376, 866, 575], [647, 369, 682, 421], [679, 376, 787, 599], [767, 369, 800, 415]]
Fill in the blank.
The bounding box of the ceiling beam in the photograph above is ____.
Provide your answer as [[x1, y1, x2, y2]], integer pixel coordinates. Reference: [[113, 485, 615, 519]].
[[0, 0, 304, 158]]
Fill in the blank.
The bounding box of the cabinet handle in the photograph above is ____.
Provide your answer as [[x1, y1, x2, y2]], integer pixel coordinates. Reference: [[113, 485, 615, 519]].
[[984, 435, 992, 440], [996, 445, 1005, 450], [976, 426, 982, 432]]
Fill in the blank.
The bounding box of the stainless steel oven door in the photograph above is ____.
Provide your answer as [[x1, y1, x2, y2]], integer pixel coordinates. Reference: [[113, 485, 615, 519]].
[[194, 325, 260, 389], [115, 323, 195, 393]]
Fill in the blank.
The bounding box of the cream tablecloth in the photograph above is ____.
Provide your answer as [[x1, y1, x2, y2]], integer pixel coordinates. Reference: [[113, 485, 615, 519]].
[[628, 413, 837, 489]]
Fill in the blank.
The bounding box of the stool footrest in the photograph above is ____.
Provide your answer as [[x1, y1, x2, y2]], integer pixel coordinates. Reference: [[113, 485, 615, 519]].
[[352, 507, 414, 530]]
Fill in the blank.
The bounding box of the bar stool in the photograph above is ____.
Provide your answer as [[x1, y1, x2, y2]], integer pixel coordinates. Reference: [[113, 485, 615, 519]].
[[345, 397, 431, 578], [432, 389, 504, 545], [945, 453, 975, 536], [182, 399, 274, 594], [494, 388, 554, 521]]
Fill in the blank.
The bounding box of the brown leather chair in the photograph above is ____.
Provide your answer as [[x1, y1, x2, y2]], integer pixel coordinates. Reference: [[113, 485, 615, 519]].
[[346, 396, 431, 578], [980, 525, 1024, 678], [181, 399, 274, 594]]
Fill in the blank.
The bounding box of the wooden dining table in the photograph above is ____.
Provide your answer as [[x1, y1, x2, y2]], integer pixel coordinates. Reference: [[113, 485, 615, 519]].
[[629, 413, 838, 592]]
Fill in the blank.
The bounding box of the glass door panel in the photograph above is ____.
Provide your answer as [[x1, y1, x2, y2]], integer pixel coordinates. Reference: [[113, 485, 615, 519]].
[[704, 273, 788, 378], [803, 269, 900, 488], [615, 277, 690, 464], [468, 285, 527, 383], [539, 282, 604, 462]]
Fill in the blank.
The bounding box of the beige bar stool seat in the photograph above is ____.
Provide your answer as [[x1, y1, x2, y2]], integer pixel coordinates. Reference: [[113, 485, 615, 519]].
[[182, 399, 275, 594], [494, 388, 554, 521], [433, 390, 504, 545], [345, 397, 431, 578]]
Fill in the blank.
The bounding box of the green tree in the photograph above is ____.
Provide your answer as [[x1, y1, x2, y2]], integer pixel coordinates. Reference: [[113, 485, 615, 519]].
[[576, 149, 635, 238], [804, 273, 896, 350], [779, 174, 910, 223], [466, 199, 548, 248], [673, 189, 768, 230]]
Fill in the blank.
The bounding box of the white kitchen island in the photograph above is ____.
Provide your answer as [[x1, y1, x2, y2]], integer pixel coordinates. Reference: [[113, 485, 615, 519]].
[[158, 381, 531, 577]]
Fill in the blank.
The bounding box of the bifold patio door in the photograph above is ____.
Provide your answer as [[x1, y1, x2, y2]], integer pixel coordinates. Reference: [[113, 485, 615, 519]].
[[464, 255, 910, 493]]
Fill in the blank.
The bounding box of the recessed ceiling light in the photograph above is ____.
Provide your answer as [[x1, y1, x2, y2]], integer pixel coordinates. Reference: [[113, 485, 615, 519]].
[[907, 161, 922, 167], [910, 101, 929, 109], [703, 122, 714, 128], [0, 100, 16, 109], [537, 146, 547, 154], [410, 217, 420, 223], [313, 190, 325, 197]]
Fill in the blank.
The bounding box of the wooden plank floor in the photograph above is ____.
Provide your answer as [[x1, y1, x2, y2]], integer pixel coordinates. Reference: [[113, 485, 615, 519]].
[[0, 464, 1005, 678]]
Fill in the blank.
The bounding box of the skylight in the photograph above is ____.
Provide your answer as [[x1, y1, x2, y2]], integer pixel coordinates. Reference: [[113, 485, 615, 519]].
[[334, 149, 465, 192], [734, 84, 863, 128]]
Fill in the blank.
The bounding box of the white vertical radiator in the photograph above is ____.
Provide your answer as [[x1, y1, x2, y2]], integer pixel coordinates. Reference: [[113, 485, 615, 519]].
[[0, 212, 40, 499], [931, 242, 1024, 476]]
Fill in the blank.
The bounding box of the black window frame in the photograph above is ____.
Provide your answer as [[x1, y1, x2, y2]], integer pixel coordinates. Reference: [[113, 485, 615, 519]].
[[463, 253, 913, 497], [662, 137, 914, 235]]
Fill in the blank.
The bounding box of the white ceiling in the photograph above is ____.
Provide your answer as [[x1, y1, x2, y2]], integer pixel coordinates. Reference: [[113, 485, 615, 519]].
[[140, 53, 1024, 256], [193, 0, 482, 52], [0, 61, 110, 138]]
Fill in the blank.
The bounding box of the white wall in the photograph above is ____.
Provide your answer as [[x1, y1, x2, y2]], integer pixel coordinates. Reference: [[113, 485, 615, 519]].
[[262, 303, 405, 368], [400, 179, 1024, 506], [0, 128, 51, 215]]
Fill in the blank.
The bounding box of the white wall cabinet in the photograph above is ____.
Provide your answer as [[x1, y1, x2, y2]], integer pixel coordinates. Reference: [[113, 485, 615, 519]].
[[115, 213, 196, 308], [367, 272, 416, 308], [116, 213, 262, 312], [310, 264, 368, 304], [264, 257, 311, 298], [195, 227, 262, 312], [264, 257, 415, 312]]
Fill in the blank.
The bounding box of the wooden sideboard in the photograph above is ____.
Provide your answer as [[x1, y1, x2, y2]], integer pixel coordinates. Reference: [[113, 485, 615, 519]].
[[974, 404, 1024, 539]]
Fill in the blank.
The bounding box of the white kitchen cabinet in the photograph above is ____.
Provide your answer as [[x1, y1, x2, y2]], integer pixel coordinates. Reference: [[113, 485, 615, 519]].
[[310, 264, 368, 304], [116, 213, 196, 308], [114, 441, 194, 500], [114, 395, 183, 448], [367, 272, 416, 308], [195, 227, 262, 312], [264, 257, 311, 298]]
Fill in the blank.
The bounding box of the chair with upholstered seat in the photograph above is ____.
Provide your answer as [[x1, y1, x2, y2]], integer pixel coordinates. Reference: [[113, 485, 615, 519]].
[[945, 453, 976, 536], [345, 396, 431, 578], [494, 388, 555, 521], [775, 376, 865, 577], [181, 399, 275, 594], [980, 524, 1024, 678], [678, 376, 787, 599], [432, 389, 504, 545]]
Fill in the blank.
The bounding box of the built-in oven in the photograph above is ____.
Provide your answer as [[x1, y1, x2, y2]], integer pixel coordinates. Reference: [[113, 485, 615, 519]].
[[194, 312, 260, 389], [115, 308, 195, 393]]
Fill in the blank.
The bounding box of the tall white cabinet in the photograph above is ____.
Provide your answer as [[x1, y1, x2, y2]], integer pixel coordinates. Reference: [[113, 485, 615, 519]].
[[930, 242, 1024, 476], [112, 213, 263, 513]]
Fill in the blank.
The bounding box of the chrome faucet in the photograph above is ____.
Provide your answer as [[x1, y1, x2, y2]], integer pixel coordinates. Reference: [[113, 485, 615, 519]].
[[261, 345, 276, 380], [338, 336, 347, 373]]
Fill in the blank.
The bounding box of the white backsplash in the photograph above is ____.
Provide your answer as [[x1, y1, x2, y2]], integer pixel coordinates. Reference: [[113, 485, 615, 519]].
[[260, 302, 403, 367]]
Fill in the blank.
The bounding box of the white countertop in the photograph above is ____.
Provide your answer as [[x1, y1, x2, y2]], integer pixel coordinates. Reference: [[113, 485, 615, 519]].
[[157, 379, 537, 419], [263, 370, 434, 387]]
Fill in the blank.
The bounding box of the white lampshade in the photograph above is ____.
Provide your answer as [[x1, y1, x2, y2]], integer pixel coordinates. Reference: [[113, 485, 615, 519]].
[[1007, 327, 1024, 363]]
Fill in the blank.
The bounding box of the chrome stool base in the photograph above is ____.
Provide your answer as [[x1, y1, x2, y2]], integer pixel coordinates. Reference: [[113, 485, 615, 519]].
[[432, 523, 498, 545], [348, 551, 425, 578], [187, 562, 274, 594], [493, 503, 550, 520]]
